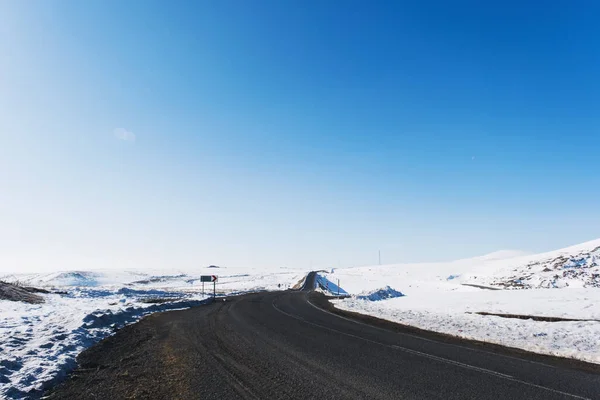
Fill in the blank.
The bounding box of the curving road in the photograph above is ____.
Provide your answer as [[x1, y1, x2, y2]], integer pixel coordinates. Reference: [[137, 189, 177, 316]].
[[48, 272, 600, 399]]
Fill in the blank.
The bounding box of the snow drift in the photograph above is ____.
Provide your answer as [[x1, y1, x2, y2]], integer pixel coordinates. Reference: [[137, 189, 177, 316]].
[[356, 286, 404, 301], [326, 238, 600, 364], [0, 266, 308, 399]]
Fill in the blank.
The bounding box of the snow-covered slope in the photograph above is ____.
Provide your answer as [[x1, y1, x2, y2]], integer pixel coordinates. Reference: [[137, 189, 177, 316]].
[[324, 239, 600, 364], [0, 266, 307, 399], [1, 291, 209, 399], [326, 239, 600, 294], [2, 265, 306, 293], [462, 239, 600, 289], [3, 238, 600, 398]]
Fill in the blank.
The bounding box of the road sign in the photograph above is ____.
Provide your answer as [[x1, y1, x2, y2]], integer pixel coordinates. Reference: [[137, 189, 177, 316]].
[[200, 275, 218, 282]]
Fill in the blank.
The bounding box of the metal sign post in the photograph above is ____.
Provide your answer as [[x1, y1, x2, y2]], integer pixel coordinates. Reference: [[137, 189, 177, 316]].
[[200, 275, 218, 299]]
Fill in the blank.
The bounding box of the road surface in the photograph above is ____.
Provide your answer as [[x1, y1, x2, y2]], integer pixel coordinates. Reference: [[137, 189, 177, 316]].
[[47, 272, 600, 399]]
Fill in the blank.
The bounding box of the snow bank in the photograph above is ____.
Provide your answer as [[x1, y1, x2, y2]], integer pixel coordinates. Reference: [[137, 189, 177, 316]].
[[327, 238, 600, 364], [0, 266, 308, 399], [334, 296, 600, 364], [315, 274, 348, 296], [356, 286, 404, 301], [0, 289, 209, 399]]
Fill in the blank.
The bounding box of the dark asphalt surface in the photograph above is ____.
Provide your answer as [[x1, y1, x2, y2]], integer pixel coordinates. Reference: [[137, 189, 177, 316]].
[[47, 272, 600, 399]]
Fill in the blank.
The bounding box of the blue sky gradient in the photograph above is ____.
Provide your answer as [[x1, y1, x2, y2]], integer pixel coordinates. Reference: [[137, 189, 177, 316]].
[[2, 1, 600, 272]]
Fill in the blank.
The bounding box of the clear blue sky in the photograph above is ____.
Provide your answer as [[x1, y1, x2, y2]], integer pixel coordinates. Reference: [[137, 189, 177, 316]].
[[1, 1, 599, 272]]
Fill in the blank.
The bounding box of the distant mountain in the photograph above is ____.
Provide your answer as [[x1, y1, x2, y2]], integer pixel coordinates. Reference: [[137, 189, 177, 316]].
[[469, 250, 532, 261], [324, 238, 600, 293], [467, 239, 600, 289]]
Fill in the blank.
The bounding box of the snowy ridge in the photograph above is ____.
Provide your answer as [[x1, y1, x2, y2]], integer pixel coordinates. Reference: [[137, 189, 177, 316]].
[[456, 249, 532, 262], [3, 267, 307, 293], [325, 239, 600, 294], [463, 241, 600, 289], [325, 238, 600, 364]]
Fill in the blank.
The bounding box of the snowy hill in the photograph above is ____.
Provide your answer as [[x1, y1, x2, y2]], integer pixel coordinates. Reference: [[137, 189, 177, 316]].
[[326, 239, 600, 294], [2, 239, 600, 398], [324, 239, 600, 365], [460, 249, 532, 262], [462, 239, 600, 289], [1, 265, 307, 294]]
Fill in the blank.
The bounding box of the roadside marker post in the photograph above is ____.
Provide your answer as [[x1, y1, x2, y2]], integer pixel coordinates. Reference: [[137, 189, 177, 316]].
[[200, 275, 218, 299]]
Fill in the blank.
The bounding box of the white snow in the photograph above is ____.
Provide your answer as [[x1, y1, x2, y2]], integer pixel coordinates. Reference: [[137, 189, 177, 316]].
[[325, 239, 600, 364], [3, 238, 600, 398], [335, 294, 600, 363], [0, 266, 307, 399]]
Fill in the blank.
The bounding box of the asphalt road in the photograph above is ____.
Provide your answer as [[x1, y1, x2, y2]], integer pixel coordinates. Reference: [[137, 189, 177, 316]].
[[48, 272, 600, 399]]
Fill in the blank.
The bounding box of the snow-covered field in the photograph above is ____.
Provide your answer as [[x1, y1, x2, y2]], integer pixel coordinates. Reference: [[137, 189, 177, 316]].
[[0, 266, 307, 399], [3, 239, 600, 399], [323, 239, 600, 364]]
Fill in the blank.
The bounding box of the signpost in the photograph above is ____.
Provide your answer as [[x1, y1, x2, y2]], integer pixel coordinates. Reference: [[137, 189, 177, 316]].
[[200, 275, 218, 298]]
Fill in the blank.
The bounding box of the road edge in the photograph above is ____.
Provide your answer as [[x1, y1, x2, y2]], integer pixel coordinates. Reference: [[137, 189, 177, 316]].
[[307, 291, 600, 375]]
